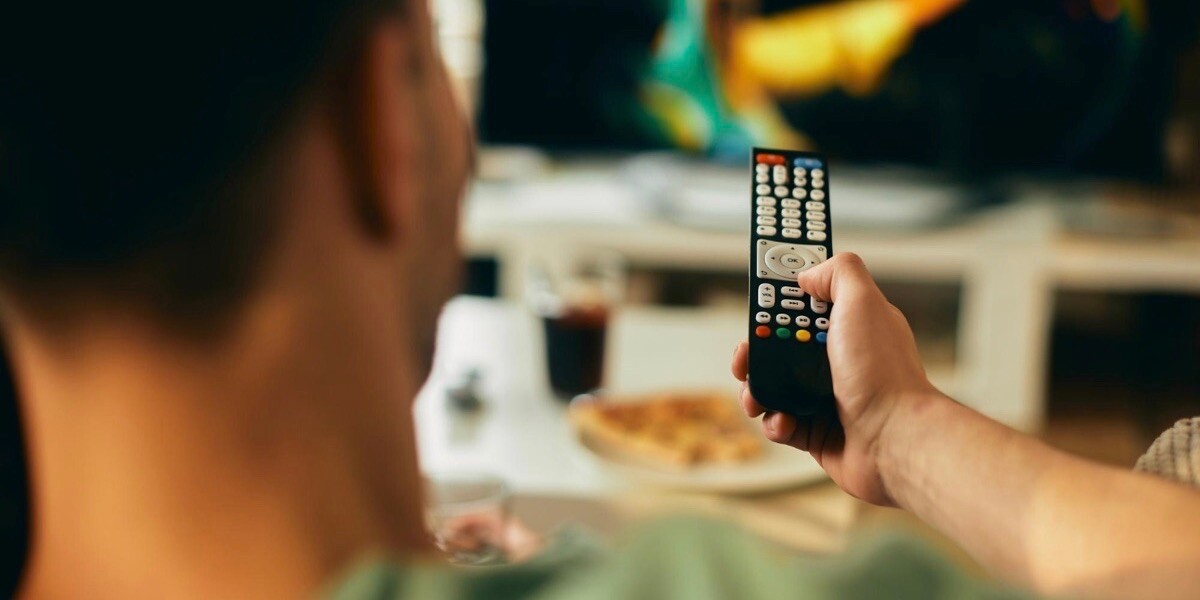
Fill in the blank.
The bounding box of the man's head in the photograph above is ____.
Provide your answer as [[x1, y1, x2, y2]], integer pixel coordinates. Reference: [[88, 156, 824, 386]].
[[0, 4, 471, 591], [0, 0, 471, 372]]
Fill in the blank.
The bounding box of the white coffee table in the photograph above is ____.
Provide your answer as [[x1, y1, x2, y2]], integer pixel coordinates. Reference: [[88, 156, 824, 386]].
[[414, 297, 857, 552]]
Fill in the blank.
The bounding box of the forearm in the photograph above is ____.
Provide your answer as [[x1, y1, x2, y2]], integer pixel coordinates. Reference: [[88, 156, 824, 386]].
[[880, 393, 1200, 599]]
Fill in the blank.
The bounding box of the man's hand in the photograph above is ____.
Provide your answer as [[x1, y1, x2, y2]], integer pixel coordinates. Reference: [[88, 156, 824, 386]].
[[732, 253, 944, 506], [738, 253, 1200, 599]]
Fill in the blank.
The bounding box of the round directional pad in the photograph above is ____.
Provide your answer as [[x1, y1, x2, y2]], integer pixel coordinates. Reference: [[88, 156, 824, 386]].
[[764, 244, 823, 279]]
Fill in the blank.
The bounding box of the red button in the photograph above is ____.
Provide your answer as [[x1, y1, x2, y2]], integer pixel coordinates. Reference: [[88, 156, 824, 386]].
[[754, 325, 771, 338], [755, 153, 784, 165]]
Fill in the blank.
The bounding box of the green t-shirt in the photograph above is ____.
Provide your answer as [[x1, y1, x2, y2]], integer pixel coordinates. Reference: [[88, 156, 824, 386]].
[[327, 518, 1028, 600]]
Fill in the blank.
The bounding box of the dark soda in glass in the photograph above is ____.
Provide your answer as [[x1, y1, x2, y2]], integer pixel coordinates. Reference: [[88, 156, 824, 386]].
[[541, 305, 608, 400]]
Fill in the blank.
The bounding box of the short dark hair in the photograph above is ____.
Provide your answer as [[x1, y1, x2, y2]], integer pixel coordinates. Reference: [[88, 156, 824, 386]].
[[0, 0, 396, 328]]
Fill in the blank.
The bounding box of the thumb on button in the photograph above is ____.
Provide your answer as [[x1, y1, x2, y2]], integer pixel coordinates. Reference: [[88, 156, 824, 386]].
[[794, 252, 881, 304]]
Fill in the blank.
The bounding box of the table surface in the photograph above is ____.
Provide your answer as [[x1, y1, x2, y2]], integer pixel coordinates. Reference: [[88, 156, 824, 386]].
[[415, 297, 861, 551]]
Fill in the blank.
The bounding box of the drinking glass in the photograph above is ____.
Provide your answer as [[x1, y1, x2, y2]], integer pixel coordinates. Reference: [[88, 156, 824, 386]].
[[424, 472, 511, 566], [527, 251, 625, 400]]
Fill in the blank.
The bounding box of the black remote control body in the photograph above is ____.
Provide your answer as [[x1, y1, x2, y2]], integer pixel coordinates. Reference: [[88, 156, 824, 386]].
[[747, 148, 834, 416]]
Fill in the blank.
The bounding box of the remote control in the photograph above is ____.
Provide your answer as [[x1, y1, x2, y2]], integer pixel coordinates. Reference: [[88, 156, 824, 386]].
[[747, 148, 834, 416]]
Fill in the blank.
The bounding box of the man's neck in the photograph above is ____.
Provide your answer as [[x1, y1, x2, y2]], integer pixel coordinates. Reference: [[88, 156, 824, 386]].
[[11, 290, 431, 599]]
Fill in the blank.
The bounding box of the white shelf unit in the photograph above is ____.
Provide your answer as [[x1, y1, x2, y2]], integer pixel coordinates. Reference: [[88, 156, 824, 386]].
[[463, 175, 1065, 429]]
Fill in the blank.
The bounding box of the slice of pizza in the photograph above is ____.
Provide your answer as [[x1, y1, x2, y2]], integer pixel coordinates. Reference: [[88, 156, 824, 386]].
[[570, 391, 763, 469]]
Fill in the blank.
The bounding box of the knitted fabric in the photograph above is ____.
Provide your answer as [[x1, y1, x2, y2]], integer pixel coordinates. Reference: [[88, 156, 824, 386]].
[[1135, 418, 1200, 487]]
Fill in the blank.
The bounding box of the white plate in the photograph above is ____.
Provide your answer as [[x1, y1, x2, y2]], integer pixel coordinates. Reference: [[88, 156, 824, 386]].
[[570, 425, 827, 494]]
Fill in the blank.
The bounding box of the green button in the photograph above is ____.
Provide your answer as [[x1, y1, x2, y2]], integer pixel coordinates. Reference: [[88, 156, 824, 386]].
[[775, 327, 789, 339]]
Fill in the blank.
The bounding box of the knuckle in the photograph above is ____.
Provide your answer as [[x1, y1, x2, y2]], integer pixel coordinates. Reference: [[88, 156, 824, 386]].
[[836, 252, 866, 269], [890, 304, 913, 326]]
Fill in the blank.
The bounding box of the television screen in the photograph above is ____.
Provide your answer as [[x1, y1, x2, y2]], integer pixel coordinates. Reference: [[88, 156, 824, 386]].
[[478, 0, 1200, 182]]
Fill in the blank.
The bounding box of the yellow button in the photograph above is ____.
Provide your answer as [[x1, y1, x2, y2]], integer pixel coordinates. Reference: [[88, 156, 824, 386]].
[[795, 330, 811, 342]]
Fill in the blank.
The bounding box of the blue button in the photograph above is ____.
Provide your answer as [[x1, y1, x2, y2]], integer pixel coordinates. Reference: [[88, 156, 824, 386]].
[[793, 157, 823, 169], [815, 332, 827, 344]]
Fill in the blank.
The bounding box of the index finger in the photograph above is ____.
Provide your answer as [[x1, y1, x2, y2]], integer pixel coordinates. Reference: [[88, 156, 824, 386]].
[[731, 340, 749, 382]]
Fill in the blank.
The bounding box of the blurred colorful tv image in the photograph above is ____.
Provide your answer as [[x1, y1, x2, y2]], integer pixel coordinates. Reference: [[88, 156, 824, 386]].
[[477, 0, 1194, 181]]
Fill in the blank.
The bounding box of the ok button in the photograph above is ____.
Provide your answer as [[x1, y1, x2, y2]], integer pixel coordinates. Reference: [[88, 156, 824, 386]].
[[781, 254, 805, 269]]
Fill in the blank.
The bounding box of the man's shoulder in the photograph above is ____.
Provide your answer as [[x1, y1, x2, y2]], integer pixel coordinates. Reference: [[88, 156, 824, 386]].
[[325, 517, 1029, 600], [326, 525, 603, 600]]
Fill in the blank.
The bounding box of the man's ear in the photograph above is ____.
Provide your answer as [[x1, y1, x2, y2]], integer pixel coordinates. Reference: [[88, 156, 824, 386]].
[[328, 17, 416, 241]]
